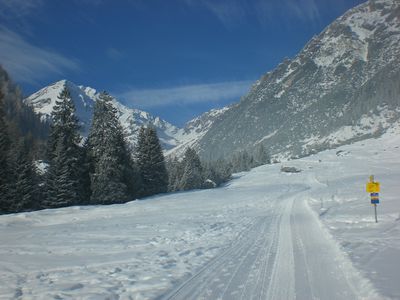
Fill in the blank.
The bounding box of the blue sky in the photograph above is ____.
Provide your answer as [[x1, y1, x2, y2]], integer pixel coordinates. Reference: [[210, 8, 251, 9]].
[[0, 0, 365, 126]]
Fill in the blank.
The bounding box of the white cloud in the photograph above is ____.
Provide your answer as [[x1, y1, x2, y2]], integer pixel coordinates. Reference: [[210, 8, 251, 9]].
[[0, 26, 79, 84], [184, 0, 321, 27], [117, 80, 253, 108]]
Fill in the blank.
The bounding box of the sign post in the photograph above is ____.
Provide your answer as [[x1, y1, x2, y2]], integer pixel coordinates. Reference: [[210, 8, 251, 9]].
[[366, 175, 380, 223]]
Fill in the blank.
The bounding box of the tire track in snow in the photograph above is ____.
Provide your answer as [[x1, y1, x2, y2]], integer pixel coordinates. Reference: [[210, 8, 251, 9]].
[[217, 213, 272, 300], [265, 196, 296, 300], [256, 208, 280, 300], [161, 217, 269, 300], [239, 205, 280, 300]]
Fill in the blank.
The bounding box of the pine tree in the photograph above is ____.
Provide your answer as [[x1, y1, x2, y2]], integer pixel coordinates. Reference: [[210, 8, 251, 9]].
[[166, 157, 183, 192], [0, 90, 11, 213], [90, 146, 128, 204], [179, 147, 204, 191], [45, 134, 78, 207], [231, 150, 253, 172], [87, 91, 133, 204], [79, 139, 92, 204], [44, 87, 82, 208], [136, 126, 168, 196], [215, 158, 232, 183], [202, 161, 218, 188], [8, 138, 38, 212], [47, 88, 81, 161], [253, 144, 271, 167]]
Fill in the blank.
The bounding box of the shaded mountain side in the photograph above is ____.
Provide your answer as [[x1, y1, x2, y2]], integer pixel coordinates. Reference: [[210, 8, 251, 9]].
[[194, 0, 400, 161]]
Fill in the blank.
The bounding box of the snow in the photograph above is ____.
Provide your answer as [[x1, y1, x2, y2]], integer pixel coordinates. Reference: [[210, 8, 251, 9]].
[[273, 90, 285, 99], [34, 160, 48, 175], [24, 80, 183, 150], [165, 107, 230, 158], [254, 129, 278, 145], [301, 108, 400, 152], [312, 0, 400, 69], [1, 130, 400, 299]]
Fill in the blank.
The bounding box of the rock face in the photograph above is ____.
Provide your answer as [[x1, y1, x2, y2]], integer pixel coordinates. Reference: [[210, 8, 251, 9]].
[[24, 80, 181, 150], [193, 0, 400, 160]]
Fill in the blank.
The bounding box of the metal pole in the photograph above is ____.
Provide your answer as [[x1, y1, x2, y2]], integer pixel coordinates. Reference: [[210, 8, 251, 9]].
[[374, 204, 378, 223]]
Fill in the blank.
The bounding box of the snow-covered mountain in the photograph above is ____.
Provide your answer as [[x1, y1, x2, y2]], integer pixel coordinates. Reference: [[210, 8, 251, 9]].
[[25, 0, 400, 160], [25, 79, 232, 155], [190, 0, 400, 161], [24, 80, 181, 150], [165, 106, 231, 158]]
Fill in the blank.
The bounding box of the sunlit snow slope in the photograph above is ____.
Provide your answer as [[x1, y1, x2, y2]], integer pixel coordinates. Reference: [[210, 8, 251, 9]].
[[1, 128, 400, 299]]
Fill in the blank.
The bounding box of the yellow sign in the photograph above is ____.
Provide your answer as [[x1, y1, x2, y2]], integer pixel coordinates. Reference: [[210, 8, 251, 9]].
[[366, 182, 380, 193]]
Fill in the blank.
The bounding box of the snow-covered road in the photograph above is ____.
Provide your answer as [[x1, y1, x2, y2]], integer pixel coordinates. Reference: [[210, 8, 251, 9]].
[[163, 185, 375, 300], [1, 130, 400, 299]]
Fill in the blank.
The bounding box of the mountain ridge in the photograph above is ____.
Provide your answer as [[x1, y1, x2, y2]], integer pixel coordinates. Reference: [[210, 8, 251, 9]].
[[24, 0, 400, 161], [188, 0, 400, 161], [24, 80, 182, 150], [25, 79, 232, 154]]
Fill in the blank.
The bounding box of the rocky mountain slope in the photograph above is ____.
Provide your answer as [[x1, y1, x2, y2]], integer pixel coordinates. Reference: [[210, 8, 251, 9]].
[[165, 106, 231, 158], [190, 0, 400, 161], [25, 80, 230, 154], [24, 80, 181, 150]]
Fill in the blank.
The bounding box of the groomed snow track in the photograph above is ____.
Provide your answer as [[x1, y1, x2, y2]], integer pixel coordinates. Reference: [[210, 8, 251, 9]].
[[162, 187, 378, 300]]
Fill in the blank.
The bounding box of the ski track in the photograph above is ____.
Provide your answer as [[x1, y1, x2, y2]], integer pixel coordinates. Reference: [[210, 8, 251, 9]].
[[162, 184, 379, 300]]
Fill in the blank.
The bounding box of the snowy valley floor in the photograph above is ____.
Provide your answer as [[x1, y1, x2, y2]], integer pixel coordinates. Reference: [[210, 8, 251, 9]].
[[1, 131, 400, 299]]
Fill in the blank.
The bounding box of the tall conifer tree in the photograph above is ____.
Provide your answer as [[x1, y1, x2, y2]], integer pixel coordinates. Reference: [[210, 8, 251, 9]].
[[0, 91, 11, 212], [179, 147, 204, 190], [136, 126, 168, 196], [87, 92, 132, 204], [8, 138, 38, 212], [44, 87, 82, 208]]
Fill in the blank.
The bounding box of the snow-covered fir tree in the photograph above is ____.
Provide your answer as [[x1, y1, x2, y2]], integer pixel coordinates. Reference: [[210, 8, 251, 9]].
[[179, 147, 204, 191], [87, 91, 137, 204], [253, 144, 271, 167], [167, 152, 232, 192], [8, 138, 38, 212], [166, 157, 183, 192], [202, 159, 231, 187], [0, 91, 11, 213], [231, 150, 253, 172], [79, 140, 92, 204], [44, 87, 83, 208], [136, 126, 168, 196]]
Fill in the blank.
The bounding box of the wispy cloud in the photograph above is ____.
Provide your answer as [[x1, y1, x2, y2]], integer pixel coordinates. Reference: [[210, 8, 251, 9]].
[[0, 0, 44, 19], [117, 80, 253, 108], [282, 0, 320, 22], [184, 0, 247, 28], [106, 47, 124, 60], [183, 0, 321, 28], [0, 26, 79, 84]]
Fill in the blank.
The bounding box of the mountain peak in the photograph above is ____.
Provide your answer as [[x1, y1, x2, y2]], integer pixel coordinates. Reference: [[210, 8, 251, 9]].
[[24, 81, 182, 150], [186, 0, 400, 161]]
